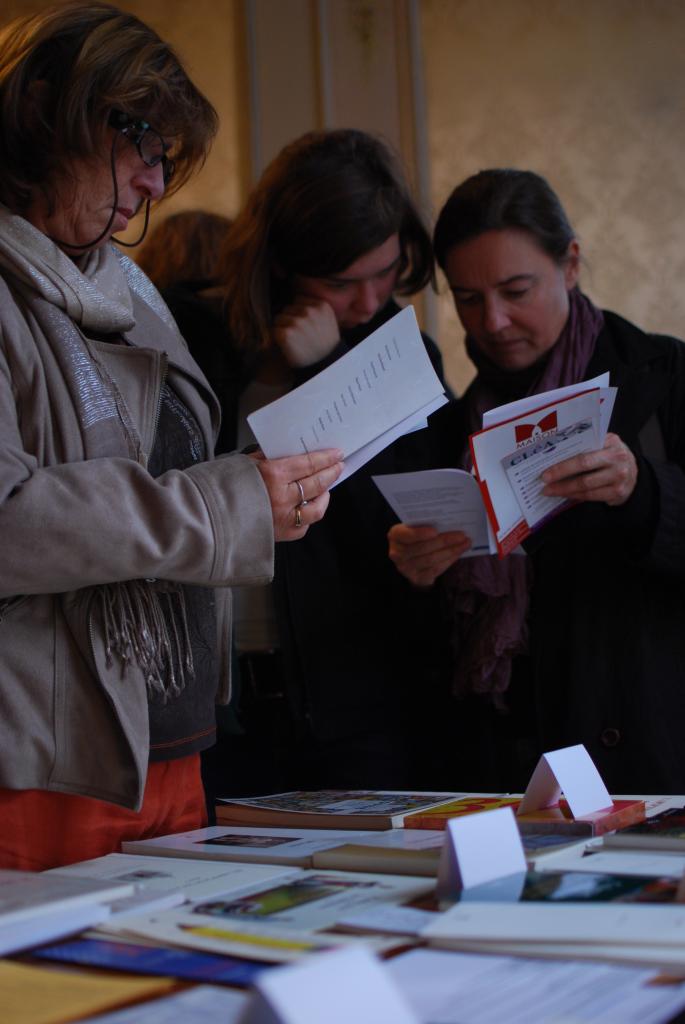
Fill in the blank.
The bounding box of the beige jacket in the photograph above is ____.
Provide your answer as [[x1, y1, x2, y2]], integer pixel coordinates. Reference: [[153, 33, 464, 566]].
[[0, 208, 274, 809]]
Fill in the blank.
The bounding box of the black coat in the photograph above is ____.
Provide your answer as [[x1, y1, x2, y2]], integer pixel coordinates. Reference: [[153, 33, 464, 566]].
[[165, 286, 453, 790], [429, 311, 685, 793]]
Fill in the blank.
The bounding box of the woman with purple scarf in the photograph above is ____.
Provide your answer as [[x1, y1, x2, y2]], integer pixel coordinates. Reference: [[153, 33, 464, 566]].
[[389, 169, 685, 795]]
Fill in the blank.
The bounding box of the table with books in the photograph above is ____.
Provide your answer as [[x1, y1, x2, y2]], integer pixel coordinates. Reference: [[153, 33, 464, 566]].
[[6, 754, 685, 1024], [4, 318, 683, 1021]]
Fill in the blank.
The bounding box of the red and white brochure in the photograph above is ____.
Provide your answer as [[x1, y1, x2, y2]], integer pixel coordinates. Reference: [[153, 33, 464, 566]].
[[469, 375, 616, 557]]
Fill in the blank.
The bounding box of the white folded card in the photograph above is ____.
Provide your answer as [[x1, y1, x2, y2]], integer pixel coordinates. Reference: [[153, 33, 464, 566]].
[[437, 806, 527, 897], [236, 946, 419, 1024], [247, 306, 447, 485], [518, 744, 613, 818]]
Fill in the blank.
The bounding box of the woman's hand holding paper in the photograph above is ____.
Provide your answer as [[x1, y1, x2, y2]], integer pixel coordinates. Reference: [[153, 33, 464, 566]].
[[541, 432, 638, 506], [251, 448, 344, 540], [388, 523, 472, 588]]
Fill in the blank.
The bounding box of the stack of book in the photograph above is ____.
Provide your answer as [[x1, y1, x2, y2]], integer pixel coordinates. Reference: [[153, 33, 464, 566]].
[[9, 787, 685, 1024], [0, 868, 138, 955]]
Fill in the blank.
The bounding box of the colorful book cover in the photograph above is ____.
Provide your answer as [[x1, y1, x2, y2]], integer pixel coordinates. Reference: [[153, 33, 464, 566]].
[[405, 797, 644, 836], [404, 796, 520, 830], [516, 799, 646, 836], [605, 806, 685, 850], [32, 936, 269, 987], [452, 868, 679, 905]]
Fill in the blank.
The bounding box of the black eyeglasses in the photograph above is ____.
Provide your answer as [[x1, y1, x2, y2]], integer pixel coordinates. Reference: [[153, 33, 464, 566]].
[[108, 110, 175, 185]]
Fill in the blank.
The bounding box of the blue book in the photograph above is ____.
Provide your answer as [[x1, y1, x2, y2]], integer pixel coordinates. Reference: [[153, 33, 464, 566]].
[[33, 936, 269, 987]]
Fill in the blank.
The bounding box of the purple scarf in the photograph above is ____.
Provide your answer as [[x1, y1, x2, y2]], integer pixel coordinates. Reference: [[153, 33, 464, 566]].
[[443, 288, 604, 703]]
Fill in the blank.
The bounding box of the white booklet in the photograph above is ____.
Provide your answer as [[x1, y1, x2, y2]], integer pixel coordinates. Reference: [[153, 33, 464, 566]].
[[0, 868, 136, 955], [481, 373, 613, 431], [471, 374, 616, 557], [422, 901, 685, 948], [387, 947, 685, 1024], [0, 868, 134, 924], [50, 853, 297, 915], [535, 847, 685, 879], [372, 372, 617, 558], [419, 937, 685, 973], [0, 902, 110, 957], [247, 306, 447, 485], [372, 468, 490, 557], [123, 825, 443, 872]]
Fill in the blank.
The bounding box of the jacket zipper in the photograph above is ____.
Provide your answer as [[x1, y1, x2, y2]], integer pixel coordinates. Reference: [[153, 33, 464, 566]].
[[141, 353, 169, 583], [149, 352, 168, 461]]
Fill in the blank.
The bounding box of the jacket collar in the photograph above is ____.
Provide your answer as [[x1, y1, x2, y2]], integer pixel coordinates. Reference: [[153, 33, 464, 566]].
[[588, 310, 671, 439]]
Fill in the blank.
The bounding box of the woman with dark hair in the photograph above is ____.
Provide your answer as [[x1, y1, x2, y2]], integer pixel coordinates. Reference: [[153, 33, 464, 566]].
[[0, 2, 342, 869], [167, 129, 451, 799], [389, 168, 685, 794], [220, 129, 433, 362]]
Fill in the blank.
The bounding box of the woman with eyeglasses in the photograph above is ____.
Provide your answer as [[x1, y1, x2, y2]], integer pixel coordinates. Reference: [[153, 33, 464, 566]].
[[0, 1, 342, 870]]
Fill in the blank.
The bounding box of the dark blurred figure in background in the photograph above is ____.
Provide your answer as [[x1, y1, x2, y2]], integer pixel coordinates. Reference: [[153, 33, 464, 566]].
[[136, 209, 231, 292]]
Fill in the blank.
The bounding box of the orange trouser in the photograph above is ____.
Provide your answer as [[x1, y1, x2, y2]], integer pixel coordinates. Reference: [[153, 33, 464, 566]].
[[0, 754, 207, 871]]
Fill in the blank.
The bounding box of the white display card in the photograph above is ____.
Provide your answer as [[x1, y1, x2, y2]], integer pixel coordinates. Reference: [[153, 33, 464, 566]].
[[436, 806, 527, 897], [236, 946, 419, 1024], [518, 744, 613, 818]]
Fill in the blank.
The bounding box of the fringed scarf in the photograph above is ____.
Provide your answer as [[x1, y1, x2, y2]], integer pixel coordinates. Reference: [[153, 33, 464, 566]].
[[0, 205, 193, 701], [443, 288, 605, 704], [91, 579, 193, 700]]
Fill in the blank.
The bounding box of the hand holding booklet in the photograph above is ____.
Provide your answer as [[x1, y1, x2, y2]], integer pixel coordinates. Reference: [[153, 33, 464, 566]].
[[374, 373, 616, 558], [471, 373, 616, 556], [372, 468, 490, 557], [246, 306, 447, 484]]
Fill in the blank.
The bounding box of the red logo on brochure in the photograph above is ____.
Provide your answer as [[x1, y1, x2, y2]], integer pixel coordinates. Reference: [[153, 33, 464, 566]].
[[515, 411, 557, 444]]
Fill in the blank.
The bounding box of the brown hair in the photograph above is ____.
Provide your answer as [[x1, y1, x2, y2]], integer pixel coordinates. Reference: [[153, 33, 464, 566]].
[[434, 169, 576, 270], [136, 210, 232, 291], [0, 1, 218, 212], [220, 129, 435, 353]]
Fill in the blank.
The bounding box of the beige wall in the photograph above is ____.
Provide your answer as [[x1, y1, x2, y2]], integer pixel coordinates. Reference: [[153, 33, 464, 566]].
[[1, 0, 247, 240], [421, 0, 685, 392], [127, 0, 247, 221]]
